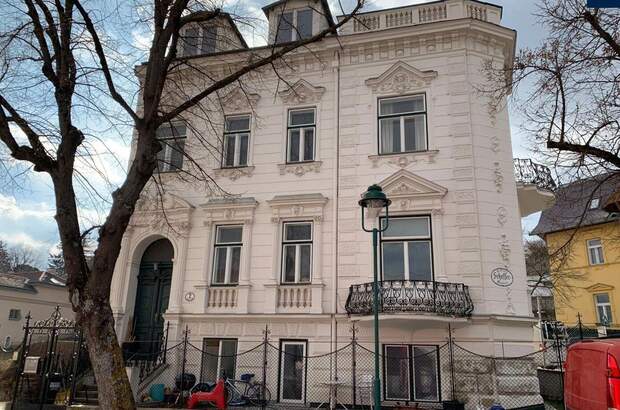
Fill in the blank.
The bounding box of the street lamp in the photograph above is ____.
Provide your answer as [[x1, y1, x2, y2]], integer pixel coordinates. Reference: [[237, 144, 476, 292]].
[[359, 184, 391, 410]]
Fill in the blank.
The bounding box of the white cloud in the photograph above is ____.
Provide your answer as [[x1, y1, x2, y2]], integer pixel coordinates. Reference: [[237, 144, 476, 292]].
[[0, 194, 55, 221]]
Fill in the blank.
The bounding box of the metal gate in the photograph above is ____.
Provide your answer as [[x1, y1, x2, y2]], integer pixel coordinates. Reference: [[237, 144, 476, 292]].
[[11, 306, 86, 410]]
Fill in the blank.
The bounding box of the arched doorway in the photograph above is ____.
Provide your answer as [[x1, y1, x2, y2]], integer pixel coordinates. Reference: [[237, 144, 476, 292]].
[[132, 238, 173, 358]]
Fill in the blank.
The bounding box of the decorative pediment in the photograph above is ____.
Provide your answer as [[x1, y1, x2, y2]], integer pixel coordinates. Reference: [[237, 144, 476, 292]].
[[220, 87, 260, 113], [267, 193, 328, 223], [278, 79, 326, 104], [200, 197, 258, 225], [586, 283, 615, 293], [365, 61, 437, 93], [379, 170, 447, 212]]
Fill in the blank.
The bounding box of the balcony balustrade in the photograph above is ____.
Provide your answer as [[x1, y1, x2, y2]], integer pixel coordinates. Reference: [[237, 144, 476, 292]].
[[345, 280, 474, 318], [513, 158, 556, 192]]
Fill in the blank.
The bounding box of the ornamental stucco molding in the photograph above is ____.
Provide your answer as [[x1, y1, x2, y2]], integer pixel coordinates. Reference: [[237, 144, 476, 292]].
[[219, 87, 260, 113], [131, 193, 194, 235], [493, 162, 504, 193], [365, 61, 438, 94], [278, 79, 326, 104], [378, 169, 447, 213], [267, 193, 328, 223], [200, 197, 258, 225], [368, 150, 438, 168], [212, 166, 255, 181], [278, 161, 322, 176]]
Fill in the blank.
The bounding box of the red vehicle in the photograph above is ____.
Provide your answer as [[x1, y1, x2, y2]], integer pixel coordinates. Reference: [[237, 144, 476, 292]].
[[564, 339, 620, 409]]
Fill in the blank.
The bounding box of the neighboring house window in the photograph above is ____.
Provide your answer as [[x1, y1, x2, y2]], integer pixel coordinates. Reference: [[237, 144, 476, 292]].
[[282, 222, 312, 284], [200, 338, 237, 381], [222, 115, 250, 168], [590, 198, 600, 209], [212, 226, 243, 285], [287, 108, 316, 163], [156, 123, 186, 172], [8, 309, 20, 321], [587, 239, 605, 265], [275, 9, 313, 43], [595, 293, 613, 325], [378, 95, 427, 154], [384, 345, 439, 402], [380, 216, 433, 281], [182, 24, 217, 56]]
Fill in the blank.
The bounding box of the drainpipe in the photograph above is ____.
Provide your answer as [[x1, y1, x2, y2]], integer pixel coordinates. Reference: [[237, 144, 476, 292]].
[[330, 49, 342, 397]]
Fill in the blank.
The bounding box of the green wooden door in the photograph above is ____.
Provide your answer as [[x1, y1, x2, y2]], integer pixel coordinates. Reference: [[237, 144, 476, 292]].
[[132, 261, 172, 358]]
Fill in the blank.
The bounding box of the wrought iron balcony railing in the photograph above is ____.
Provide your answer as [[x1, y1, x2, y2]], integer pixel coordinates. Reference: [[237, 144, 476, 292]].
[[514, 158, 556, 191], [345, 280, 474, 317]]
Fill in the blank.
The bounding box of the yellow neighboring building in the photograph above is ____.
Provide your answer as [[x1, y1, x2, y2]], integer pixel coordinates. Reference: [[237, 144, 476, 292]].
[[533, 173, 620, 327]]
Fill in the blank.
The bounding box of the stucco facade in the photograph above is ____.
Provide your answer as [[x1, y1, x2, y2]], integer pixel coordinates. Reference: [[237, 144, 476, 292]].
[[110, 0, 548, 406]]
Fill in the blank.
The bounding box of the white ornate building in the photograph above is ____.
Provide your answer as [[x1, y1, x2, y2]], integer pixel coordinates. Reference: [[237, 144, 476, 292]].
[[110, 0, 556, 407]]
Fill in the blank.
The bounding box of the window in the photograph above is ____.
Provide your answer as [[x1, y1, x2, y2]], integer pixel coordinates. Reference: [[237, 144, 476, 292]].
[[200, 338, 237, 381], [281, 222, 312, 284], [8, 309, 20, 321], [275, 9, 313, 43], [212, 226, 243, 285], [595, 293, 613, 325], [222, 115, 250, 168], [380, 216, 433, 282], [287, 108, 316, 163], [384, 344, 439, 402], [182, 24, 217, 56], [156, 123, 186, 172], [378, 95, 427, 154], [590, 198, 600, 209], [587, 239, 605, 265]]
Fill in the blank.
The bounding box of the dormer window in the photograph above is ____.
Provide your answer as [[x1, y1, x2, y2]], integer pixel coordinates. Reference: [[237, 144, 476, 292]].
[[276, 9, 314, 43], [590, 198, 600, 209], [181, 24, 217, 56]]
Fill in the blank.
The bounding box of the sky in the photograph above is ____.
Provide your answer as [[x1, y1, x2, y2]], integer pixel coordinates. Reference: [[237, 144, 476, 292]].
[[0, 0, 546, 268]]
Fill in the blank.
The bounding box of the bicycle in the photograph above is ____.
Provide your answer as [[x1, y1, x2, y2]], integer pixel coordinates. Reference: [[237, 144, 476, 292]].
[[190, 373, 271, 407]]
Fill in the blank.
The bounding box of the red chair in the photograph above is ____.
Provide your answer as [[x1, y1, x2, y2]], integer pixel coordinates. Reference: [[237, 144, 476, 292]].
[[186, 378, 226, 409]]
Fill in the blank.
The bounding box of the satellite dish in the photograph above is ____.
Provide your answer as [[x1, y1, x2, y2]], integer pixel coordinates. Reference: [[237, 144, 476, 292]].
[[2, 336, 12, 352]]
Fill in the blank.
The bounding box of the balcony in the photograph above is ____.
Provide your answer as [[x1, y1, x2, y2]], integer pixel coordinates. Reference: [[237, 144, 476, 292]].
[[514, 158, 556, 217], [337, 0, 502, 35], [345, 280, 474, 318]]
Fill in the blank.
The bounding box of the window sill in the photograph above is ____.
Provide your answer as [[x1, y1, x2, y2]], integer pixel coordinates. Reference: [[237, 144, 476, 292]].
[[369, 150, 438, 168], [278, 161, 322, 176], [213, 166, 255, 181]]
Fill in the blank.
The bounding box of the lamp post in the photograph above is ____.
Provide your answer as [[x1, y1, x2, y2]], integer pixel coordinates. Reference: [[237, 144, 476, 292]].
[[359, 184, 391, 410]]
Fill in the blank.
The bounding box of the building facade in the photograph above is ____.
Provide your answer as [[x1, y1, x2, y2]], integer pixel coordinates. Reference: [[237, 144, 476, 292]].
[[533, 173, 620, 330], [110, 0, 556, 406]]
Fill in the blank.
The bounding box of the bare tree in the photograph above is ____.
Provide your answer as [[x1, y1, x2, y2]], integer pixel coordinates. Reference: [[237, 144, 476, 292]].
[[484, 0, 620, 175], [7, 245, 38, 273], [0, 1, 364, 408]]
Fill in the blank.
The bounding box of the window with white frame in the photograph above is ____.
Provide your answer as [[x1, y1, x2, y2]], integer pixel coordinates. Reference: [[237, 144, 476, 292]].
[[8, 309, 20, 321], [275, 9, 313, 43], [181, 24, 217, 56], [595, 293, 613, 325], [212, 225, 243, 285], [587, 238, 605, 265], [281, 222, 312, 284], [156, 123, 186, 172], [380, 216, 433, 282], [384, 344, 439, 402], [287, 108, 316, 163], [200, 338, 237, 381], [222, 115, 250, 168], [590, 198, 600, 209], [378, 95, 427, 154]]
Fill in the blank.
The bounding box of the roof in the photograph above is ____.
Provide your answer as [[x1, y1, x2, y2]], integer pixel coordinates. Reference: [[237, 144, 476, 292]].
[[0, 274, 37, 293], [262, 0, 336, 28], [532, 172, 620, 237], [0, 271, 66, 289]]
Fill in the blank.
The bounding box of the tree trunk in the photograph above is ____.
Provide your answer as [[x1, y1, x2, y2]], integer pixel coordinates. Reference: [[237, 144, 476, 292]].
[[80, 293, 136, 410]]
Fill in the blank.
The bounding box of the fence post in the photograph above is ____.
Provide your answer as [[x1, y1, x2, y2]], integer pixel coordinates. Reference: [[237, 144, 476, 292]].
[[10, 312, 31, 410], [178, 325, 190, 408], [578, 313, 584, 340], [68, 327, 84, 405], [351, 324, 357, 409], [38, 306, 61, 410], [448, 323, 456, 400], [261, 325, 270, 410], [163, 321, 170, 365], [553, 321, 565, 398]]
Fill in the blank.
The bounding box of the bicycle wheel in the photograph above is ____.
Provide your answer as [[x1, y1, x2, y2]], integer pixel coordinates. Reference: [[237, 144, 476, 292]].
[[246, 383, 271, 406], [226, 383, 242, 405]]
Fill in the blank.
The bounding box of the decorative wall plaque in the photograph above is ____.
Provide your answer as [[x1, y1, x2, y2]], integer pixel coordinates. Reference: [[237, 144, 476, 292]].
[[491, 267, 513, 287]]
